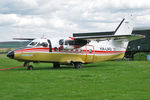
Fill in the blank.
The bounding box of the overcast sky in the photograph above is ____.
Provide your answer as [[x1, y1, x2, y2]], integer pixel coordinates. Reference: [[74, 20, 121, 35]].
[[0, 0, 150, 41]]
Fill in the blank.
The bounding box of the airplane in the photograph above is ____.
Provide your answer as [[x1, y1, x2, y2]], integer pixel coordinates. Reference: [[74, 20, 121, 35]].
[[7, 15, 145, 70]]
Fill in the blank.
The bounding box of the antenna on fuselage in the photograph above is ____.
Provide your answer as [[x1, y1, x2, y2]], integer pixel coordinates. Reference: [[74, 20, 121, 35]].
[[41, 33, 46, 39]]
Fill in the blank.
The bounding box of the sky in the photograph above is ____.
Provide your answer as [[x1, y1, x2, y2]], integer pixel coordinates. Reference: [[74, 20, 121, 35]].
[[0, 0, 150, 42]]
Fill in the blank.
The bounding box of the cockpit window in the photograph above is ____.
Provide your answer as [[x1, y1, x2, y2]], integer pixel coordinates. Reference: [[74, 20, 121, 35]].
[[42, 42, 48, 47], [29, 42, 38, 46], [36, 42, 48, 47], [28, 42, 48, 47]]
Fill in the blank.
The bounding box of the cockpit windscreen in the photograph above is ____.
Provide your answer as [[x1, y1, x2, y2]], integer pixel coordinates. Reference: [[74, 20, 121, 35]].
[[27, 42, 48, 47]]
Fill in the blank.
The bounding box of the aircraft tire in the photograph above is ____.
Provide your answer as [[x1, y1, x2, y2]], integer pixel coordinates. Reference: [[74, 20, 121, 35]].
[[74, 62, 82, 69], [53, 63, 60, 68], [27, 65, 33, 70], [24, 62, 29, 67]]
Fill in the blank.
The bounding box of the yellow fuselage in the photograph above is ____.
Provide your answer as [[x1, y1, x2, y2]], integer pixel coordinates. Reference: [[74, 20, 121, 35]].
[[14, 47, 125, 64]]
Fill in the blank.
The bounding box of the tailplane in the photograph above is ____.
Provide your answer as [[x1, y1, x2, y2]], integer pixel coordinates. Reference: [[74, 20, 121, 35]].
[[74, 15, 144, 42], [115, 15, 134, 35]]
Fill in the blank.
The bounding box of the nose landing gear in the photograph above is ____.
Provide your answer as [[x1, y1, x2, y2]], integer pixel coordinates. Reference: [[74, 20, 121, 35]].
[[24, 62, 34, 70], [27, 65, 34, 70]]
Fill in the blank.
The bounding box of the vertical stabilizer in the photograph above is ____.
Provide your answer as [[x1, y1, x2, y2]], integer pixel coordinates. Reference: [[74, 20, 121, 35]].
[[115, 15, 134, 35]]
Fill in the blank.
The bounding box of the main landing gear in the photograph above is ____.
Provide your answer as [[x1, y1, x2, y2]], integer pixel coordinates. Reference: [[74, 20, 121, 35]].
[[23, 62, 82, 70], [24, 62, 34, 70], [73, 62, 82, 69], [53, 62, 82, 69], [53, 63, 60, 68]]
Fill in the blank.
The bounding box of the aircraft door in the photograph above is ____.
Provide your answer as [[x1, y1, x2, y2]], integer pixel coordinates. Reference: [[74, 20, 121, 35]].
[[85, 45, 95, 63], [47, 39, 52, 52]]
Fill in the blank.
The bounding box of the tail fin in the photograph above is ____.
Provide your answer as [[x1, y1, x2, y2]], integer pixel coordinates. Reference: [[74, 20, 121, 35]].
[[74, 15, 144, 42], [115, 15, 134, 35]]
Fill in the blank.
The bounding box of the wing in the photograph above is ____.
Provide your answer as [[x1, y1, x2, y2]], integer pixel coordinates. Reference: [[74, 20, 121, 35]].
[[74, 34, 145, 41], [13, 38, 36, 40]]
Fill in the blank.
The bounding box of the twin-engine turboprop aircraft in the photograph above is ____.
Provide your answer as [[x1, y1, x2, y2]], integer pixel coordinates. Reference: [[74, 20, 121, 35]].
[[7, 15, 145, 70]]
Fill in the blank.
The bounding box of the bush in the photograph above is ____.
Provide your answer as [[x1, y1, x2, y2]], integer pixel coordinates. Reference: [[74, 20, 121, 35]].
[[0, 48, 11, 54], [134, 52, 148, 61]]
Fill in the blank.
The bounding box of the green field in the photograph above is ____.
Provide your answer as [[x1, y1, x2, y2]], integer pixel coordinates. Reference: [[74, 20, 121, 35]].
[[0, 54, 150, 100]]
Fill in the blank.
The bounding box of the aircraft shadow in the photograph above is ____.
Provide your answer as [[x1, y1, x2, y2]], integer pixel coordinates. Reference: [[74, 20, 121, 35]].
[[8, 63, 105, 71], [34, 66, 74, 70], [33, 64, 100, 71]]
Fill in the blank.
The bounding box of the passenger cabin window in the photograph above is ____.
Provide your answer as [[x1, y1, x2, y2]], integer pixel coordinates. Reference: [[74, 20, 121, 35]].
[[89, 49, 92, 53], [78, 49, 81, 52], [54, 47, 57, 51], [59, 39, 87, 47], [59, 39, 64, 45]]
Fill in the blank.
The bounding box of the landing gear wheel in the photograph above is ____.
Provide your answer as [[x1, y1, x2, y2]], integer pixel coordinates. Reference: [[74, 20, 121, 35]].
[[27, 65, 33, 70], [24, 62, 29, 67], [73, 62, 82, 69], [53, 63, 60, 68]]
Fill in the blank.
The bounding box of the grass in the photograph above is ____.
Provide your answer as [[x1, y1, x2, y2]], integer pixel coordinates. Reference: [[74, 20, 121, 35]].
[[0, 54, 150, 100], [134, 52, 150, 61]]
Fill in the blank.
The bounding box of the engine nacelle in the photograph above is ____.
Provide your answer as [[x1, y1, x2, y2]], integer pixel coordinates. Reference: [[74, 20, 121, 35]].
[[59, 38, 75, 50], [59, 38, 87, 49]]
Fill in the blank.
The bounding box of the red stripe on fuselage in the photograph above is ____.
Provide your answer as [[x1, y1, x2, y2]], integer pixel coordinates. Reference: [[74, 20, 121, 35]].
[[15, 47, 49, 53], [14, 47, 125, 54]]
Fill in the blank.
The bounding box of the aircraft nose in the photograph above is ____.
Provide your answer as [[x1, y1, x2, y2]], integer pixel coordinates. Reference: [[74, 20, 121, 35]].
[[7, 51, 14, 59]]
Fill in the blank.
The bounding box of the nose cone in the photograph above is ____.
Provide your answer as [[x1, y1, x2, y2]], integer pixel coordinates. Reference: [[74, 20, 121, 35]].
[[7, 51, 14, 59]]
